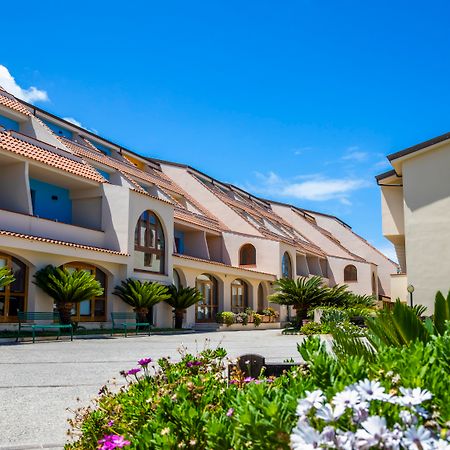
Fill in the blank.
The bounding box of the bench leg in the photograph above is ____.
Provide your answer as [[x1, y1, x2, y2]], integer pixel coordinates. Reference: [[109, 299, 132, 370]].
[[16, 325, 20, 342], [57, 328, 61, 340], [148, 325, 151, 336], [124, 325, 127, 338], [32, 328, 36, 344], [111, 324, 114, 337], [70, 326, 73, 341]]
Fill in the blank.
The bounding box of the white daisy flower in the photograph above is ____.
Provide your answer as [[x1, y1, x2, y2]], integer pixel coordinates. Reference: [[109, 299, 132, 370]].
[[355, 415, 389, 449]]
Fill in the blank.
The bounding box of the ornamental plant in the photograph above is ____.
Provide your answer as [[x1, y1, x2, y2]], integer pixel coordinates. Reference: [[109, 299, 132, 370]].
[[164, 285, 203, 329], [0, 266, 14, 290], [33, 265, 103, 324], [113, 279, 170, 322]]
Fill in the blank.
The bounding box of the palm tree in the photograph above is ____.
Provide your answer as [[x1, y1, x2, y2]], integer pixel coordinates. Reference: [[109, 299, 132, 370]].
[[113, 279, 170, 322], [165, 285, 203, 329], [269, 276, 329, 324], [0, 266, 15, 290], [33, 265, 104, 324]]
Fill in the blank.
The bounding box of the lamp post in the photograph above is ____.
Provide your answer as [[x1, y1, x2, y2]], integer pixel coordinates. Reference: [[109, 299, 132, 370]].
[[407, 284, 415, 308]]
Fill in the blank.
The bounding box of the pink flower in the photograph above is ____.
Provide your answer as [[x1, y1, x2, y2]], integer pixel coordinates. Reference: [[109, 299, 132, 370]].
[[127, 368, 141, 376], [98, 434, 130, 449], [107, 420, 115, 427], [138, 358, 152, 367], [243, 377, 255, 383], [226, 408, 234, 417]]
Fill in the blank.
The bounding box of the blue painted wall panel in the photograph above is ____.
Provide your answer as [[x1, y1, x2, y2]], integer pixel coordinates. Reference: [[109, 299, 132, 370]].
[[42, 119, 73, 139], [174, 229, 185, 254], [29, 178, 72, 223], [96, 169, 110, 180], [0, 114, 19, 131], [88, 140, 111, 155]]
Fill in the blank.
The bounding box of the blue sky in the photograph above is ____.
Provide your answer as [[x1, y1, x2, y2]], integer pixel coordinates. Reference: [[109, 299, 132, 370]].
[[2, 0, 450, 260]]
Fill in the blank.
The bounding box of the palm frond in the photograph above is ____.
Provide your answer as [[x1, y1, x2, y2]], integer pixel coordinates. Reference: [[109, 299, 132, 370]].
[[165, 285, 203, 310], [113, 278, 170, 308], [0, 266, 15, 290]]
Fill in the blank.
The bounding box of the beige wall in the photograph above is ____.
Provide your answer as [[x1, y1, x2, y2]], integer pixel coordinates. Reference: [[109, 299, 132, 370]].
[[401, 143, 450, 311]]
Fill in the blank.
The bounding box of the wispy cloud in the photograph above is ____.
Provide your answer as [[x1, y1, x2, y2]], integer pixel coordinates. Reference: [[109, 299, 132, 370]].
[[247, 172, 368, 204], [0, 65, 48, 103], [63, 117, 82, 127], [376, 243, 398, 263], [342, 146, 369, 162]]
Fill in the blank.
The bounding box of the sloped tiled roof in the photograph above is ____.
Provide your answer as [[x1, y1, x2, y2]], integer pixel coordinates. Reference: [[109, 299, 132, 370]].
[[0, 92, 31, 116], [0, 229, 128, 256], [0, 131, 106, 183]]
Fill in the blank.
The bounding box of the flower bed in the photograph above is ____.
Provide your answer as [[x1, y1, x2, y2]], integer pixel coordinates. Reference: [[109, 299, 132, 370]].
[[67, 330, 450, 449]]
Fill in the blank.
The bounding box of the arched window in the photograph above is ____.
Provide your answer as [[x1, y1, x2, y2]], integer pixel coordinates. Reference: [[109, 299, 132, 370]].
[[0, 253, 27, 322], [282, 252, 293, 279], [344, 265, 358, 282], [173, 269, 182, 289], [257, 283, 265, 312], [195, 274, 218, 322], [239, 244, 256, 266], [231, 279, 248, 313], [134, 210, 165, 274], [63, 262, 107, 321]]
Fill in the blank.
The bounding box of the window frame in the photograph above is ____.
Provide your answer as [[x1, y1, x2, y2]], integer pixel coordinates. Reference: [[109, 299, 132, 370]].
[[282, 252, 293, 279], [344, 264, 358, 282], [134, 210, 166, 274], [231, 279, 248, 314], [239, 244, 256, 266], [195, 274, 218, 322], [0, 253, 27, 323]]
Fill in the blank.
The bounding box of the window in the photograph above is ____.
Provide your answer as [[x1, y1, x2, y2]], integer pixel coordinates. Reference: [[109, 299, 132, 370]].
[[195, 274, 218, 322], [0, 254, 27, 322], [231, 279, 248, 313], [63, 262, 107, 321], [239, 244, 256, 266], [134, 210, 165, 273], [282, 252, 293, 279], [344, 265, 358, 282]]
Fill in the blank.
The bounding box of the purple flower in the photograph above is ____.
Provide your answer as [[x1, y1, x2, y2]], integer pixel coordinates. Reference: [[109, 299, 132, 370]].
[[98, 434, 130, 449], [229, 379, 238, 384], [127, 368, 141, 376], [107, 420, 115, 427], [138, 358, 152, 367], [226, 408, 234, 417], [186, 360, 202, 368], [243, 377, 255, 383]]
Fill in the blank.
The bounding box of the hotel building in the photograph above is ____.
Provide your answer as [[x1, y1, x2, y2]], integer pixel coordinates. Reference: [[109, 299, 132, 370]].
[[0, 86, 397, 329]]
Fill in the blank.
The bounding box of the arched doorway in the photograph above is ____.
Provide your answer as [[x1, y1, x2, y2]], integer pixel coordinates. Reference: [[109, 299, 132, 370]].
[[195, 274, 218, 322], [231, 279, 248, 313], [0, 253, 27, 322]]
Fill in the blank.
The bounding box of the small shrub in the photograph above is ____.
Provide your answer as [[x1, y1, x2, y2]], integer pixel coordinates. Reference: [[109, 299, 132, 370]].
[[216, 311, 235, 326], [299, 322, 331, 335], [253, 313, 263, 327]]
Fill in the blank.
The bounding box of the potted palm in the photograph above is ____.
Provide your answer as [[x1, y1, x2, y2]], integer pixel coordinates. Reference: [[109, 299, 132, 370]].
[[0, 266, 15, 290], [165, 285, 203, 329], [33, 265, 103, 324], [113, 278, 170, 322]]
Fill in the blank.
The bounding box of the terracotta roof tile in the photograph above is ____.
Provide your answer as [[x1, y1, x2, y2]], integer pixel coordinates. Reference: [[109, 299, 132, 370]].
[[0, 93, 31, 116], [0, 229, 128, 256], [173, 253, 276, 277], [0, 131, 106, 183]]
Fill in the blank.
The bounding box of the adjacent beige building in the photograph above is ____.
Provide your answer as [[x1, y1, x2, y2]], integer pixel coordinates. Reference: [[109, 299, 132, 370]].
[[377, 131, 450, 312], [0, 85, 397, 329]]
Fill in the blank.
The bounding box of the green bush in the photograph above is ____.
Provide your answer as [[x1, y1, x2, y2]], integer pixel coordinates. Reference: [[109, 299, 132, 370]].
[[216, 311, 235, 326], [67, 328, 450, 449]]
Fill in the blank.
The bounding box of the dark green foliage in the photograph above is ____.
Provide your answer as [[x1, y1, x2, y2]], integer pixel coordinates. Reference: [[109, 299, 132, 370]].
[[33, 265, 103, 304], [165, 285, 203, 328], [113, 278, 170, 309]]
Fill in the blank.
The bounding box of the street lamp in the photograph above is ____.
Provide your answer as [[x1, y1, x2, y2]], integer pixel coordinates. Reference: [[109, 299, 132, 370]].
[[407, 284, 415, 308]]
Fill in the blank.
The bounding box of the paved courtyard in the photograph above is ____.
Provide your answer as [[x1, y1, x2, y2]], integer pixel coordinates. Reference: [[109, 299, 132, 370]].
[[0, 330, 309, 449]]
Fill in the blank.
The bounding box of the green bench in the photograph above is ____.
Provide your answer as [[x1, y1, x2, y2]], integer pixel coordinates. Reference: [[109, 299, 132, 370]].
[[111, 312, 152, 337], [17, 311, 73, 343]]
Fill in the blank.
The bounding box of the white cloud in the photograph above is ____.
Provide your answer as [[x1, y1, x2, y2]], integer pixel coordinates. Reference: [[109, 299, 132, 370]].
[[342, 146, 369, 162], [0, 65, 48, 103], [247, 172, 368, 204], [63, 117, 82, 127]]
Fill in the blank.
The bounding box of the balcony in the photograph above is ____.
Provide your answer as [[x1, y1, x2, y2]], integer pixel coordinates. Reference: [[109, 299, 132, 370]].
[[0, 208, 105, 248]]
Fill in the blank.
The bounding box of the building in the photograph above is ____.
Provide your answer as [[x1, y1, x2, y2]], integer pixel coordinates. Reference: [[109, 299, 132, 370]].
[[377, 131, 450, 312], [0, 85, 397, 329]]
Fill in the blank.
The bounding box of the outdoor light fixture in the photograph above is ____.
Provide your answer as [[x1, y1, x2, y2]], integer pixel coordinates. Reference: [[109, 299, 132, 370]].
[[407, 284, 415, 308]]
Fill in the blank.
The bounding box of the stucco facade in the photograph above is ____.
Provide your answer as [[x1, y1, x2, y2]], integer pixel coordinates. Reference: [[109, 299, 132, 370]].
[[377, 131, 450, 312], [0, 85, 396, 329]]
